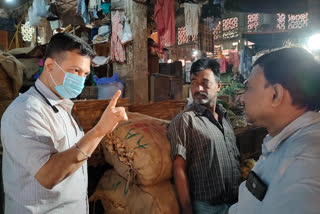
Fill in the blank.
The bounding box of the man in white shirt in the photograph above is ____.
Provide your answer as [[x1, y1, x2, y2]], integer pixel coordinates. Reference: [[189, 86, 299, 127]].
[[1, 33, 128, 213], [228, 47, 320, 214]]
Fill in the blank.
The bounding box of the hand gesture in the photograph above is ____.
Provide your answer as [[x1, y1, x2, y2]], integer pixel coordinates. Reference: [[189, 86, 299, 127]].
[[95, 90, 128, 135]]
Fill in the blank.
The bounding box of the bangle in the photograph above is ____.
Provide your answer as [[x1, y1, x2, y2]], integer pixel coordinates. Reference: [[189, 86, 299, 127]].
[[75, 143, 91, 158]]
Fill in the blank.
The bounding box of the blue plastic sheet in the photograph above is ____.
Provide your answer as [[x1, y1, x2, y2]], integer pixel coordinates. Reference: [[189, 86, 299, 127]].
[[93, 72, 121, 85]]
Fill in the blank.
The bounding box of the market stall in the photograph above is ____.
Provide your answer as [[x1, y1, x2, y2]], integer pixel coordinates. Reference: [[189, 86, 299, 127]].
[[0, 0, 318, 213]]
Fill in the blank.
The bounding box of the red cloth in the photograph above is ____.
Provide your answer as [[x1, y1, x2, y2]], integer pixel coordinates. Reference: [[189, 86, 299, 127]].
[[229, 51, 240, 68], [154, 0, 175, 50], [220, 57, 227, 73]]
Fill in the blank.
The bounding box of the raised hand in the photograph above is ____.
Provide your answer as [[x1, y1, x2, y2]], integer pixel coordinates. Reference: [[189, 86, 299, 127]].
[[95, 90, 128, 135]]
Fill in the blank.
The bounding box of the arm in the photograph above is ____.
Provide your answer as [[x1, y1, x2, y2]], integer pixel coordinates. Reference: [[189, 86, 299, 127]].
[[174, 155, 193, 214], [229, 137, 320, 214], [262, 156, 320, 214], [35, 90, 128, 189], [168, 115, 192, 213]]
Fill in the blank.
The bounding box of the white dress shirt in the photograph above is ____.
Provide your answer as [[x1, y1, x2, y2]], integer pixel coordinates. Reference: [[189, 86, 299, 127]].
[[1, 79, 88, 214], [229, 111, 320, 214]]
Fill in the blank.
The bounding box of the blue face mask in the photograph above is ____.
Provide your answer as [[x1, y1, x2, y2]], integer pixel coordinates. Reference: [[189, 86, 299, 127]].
[[50, 61, 86, 99]]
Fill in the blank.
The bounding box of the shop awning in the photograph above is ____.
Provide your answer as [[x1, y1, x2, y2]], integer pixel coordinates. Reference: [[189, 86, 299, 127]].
[[243, 31, 291, 51], [224, 0, 309, 14]]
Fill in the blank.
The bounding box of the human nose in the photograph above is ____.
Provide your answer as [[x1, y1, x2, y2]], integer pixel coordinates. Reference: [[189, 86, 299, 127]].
[[194, 83, 204, 92]]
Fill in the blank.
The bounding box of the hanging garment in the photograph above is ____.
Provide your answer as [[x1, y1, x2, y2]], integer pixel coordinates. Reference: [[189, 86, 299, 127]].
[[88, 0, 101, 21], [76, 0, 90, 25], [47, 2, 59, 21], [184, 3, 201, 37], [89, 0, 97, 11], [111, 11, 126, 63], [154, 0, 175, 50], [239, 47, 253, 79], [101, 3, 111, 14], [220, 57, 227, 73], [229, 51, 240, 68]]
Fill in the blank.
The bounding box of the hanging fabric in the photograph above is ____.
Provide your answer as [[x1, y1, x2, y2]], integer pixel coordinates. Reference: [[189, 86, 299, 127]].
[[154, 0, 175, 50], [184, 3, 201, 37], [229, 51, 240, 68], [111, 11, 126, 63], [239, 47, 253, 79], [47, 0, 60, 21], [88, 0, 101, 17], [89, 0, 98, 11], [77, 0, 90, 25], [220, 57, 227, 73], [101, 3, 111, 14], [28, 0, 48, 26]]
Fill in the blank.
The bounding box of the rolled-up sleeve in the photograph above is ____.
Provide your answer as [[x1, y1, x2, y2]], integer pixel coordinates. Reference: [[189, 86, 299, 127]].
[[167, 115, 189, 161], [2, 109, 57, 177]]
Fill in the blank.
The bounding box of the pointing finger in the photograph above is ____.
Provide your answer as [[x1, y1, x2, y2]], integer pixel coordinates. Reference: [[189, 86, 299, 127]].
[[108, 90, 121, 109]]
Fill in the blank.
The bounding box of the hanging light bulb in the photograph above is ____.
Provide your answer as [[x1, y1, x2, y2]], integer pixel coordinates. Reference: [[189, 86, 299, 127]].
[[308, 33, 320, 51], [192, 50, 199, 57]]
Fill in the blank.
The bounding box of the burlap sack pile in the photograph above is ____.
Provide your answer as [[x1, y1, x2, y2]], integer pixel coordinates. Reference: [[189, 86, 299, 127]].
[[90, 169, 179, 214], [90, 112, 179, 213]]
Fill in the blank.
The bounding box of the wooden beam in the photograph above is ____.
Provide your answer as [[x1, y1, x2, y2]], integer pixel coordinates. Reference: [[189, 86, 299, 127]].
[[0, 30, 8, 51]]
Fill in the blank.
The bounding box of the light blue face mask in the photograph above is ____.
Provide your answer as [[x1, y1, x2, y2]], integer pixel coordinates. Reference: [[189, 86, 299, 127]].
[[50, 61, 86, 99]]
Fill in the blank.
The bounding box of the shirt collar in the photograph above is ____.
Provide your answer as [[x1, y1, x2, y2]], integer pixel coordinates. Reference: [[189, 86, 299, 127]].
[[34, 79, 74, 112], [263, 111, 320, 154], [190, 102, 227, 117]]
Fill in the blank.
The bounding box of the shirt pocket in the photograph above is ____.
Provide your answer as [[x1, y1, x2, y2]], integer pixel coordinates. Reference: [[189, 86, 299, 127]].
[[52, 127, 69, 152]]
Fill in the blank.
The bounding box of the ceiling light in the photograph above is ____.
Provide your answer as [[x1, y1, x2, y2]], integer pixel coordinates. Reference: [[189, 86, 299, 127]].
[[308, 33, 320, 51], [192, 50, 199, 57]]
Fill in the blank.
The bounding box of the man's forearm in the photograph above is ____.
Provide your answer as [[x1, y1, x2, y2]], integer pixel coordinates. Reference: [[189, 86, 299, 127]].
[[174, 169, 192, 211], [35, 125, 106, 189], [174, 156, 193, 214], [35, 90, 128, 189]]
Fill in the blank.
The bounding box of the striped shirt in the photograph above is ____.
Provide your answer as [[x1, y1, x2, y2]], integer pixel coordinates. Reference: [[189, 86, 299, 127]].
[[1, 79, 88, 214], [168, 103, 241, 204]]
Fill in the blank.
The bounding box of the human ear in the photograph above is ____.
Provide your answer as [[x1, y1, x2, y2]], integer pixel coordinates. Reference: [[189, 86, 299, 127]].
[[217, 81, 222, 91], [44, 58, 55, 73], [271, 84, 284, 107]]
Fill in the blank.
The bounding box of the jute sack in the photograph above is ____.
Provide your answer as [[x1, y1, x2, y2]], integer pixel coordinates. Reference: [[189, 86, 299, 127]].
[[89, 170, 179, 214], [0, 53, 24, 101], [102, 112, 172, 186], [0, 100, 13, 120], [0, 69, 14, 101], [18, 58, 40, 81]]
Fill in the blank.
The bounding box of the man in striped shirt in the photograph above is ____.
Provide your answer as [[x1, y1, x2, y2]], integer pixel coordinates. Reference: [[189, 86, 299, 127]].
[[168, 58, 241, 214]]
